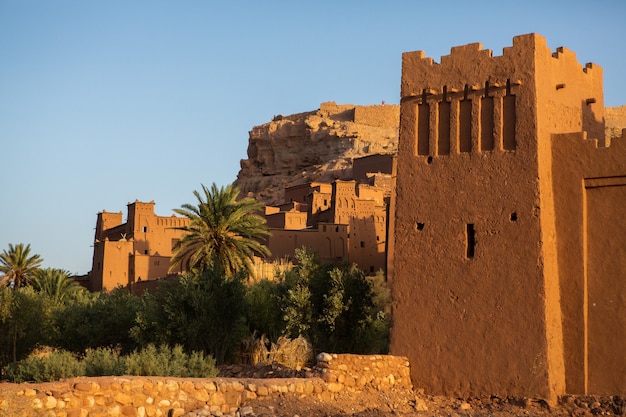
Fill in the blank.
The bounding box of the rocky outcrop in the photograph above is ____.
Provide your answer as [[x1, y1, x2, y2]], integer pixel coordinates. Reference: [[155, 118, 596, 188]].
[[235, 102, 399, 205]]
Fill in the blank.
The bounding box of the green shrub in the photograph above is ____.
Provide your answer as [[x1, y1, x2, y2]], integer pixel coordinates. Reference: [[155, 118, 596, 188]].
[[278, 248, 392, 354], [245, 279, 285, 342], [83, 347, 125, 376], [124, 344, 217, 377], [185, 350, 218, 377], [132, 267, 248, 364], [3, 347, 84, 383], [2, 344, 217, 382]]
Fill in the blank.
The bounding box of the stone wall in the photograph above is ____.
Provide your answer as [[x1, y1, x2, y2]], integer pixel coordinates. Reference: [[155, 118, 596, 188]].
[[0, 354, 411, 417]]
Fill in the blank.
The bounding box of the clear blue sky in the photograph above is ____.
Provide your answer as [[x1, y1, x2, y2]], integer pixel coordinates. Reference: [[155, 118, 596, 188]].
[[1, 1, 624, 275]]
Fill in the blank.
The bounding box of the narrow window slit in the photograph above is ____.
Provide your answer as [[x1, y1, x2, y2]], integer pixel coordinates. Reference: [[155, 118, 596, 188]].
[[466, 224, 475, 259]]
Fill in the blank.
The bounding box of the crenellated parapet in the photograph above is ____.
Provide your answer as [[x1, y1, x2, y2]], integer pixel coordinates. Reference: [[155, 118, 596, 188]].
[[399, 33, 605, 160]]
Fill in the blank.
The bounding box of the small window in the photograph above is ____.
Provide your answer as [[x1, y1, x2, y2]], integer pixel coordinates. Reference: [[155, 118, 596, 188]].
[[369, 266, 375, 273], [360, 241, 365, 248], [142, 226, 148, 233], [416, 222, 425, 231], [466, 224, 475, 259], [144, 250, 148, 255]]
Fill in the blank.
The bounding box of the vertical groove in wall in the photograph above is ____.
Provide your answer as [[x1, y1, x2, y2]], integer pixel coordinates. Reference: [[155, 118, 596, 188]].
[[466, 224, 475, 259], [582, 184, 589, 394], [438, 100, 451, 155], [503, 81, 517, 150], [481, 96, 495, 151], [459, 99, 472, 153], [417, 102, 430, 156]]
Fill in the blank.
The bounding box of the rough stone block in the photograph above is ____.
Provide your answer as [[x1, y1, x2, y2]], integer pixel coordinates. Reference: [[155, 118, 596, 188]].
[[114, 392, 133, 405], [192, 389, 210, 402], [66, 409, 89, 417], [224, 391, 242, 407], [211, 392, 225, 406], [170, 408, 185, 417], [121, 405, 136, 416], [157, 399, 171, 407], [74, 383, 97, 392]]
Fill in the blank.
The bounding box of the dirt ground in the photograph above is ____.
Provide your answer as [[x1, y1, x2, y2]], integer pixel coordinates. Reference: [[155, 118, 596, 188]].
[[216, 364, 625, 417], [244, 388, 625, 417], [240, 391, 626, 417]]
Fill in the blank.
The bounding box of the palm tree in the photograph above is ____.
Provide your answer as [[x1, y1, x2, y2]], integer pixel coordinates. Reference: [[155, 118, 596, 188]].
[[31, 268, 83, 302], [169, 183, 271, 277], [0, 243, 43, 289]]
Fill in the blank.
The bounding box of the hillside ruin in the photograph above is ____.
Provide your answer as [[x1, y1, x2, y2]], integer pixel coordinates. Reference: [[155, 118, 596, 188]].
[[235, 102, 399, 205]]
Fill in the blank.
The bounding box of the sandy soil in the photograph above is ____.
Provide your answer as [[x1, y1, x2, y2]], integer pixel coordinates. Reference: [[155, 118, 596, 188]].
[[215, 364, 625, 417], [245, 389, 625, 417]]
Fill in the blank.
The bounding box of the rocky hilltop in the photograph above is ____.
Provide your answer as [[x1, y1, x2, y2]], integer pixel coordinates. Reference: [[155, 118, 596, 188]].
[[235, 103, 626, 205], [235, 102, 399, 205]]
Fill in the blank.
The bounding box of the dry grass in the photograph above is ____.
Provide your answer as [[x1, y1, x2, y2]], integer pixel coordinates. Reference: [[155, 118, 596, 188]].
[[242, 334, 313, 369]]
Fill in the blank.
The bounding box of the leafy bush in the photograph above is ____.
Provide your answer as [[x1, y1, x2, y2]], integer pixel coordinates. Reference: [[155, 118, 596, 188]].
[[83, 347, 125, 376], [278, 248, 391, 354], [3, 347, 84, 383], [244, 279, 285, 342], [124, 344, 217, 377], [0, 287, 56, 368], [53, 287, 141, 355], [132, 267, 248, 364], [2, 344, 217, 382]]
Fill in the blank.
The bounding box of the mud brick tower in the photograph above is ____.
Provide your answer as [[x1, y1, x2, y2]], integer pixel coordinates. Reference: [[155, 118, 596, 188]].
[[389, 33, 626, 400]]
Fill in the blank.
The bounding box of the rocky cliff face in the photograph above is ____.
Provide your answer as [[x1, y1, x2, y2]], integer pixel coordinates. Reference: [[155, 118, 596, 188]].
[[235, 103, 626, 205], [235, 102, 399, 205]]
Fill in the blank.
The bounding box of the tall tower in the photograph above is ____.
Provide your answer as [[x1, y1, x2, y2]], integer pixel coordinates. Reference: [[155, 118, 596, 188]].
[[389, 34, 625, 400]]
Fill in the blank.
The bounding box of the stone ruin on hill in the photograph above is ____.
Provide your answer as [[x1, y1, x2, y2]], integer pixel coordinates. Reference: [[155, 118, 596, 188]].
[[234, 101, 399, 206]]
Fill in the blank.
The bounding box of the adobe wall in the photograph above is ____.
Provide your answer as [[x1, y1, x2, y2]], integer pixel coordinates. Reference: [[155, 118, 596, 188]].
[[268, 225, 349, 265], [606, 105, 626, 138], [390, 33, 560, 400], [551, 129, 626, 395], [0, 354, 411, 417], [353, 104, 400, 128], [90, 240, 134, 292], [89, 201, 189, 291], [352, 154, 396, 182]]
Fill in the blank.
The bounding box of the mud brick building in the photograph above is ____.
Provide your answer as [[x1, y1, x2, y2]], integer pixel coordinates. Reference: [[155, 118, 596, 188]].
[[389, 33, 626, 400], [88, 200, 189, 291]]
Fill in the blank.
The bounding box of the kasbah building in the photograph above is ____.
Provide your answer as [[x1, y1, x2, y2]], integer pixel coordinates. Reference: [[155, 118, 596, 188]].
[[85, 34, 625, 400]]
